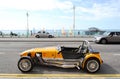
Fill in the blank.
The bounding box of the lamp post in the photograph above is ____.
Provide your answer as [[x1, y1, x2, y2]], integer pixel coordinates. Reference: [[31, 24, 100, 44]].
[[26, 12, 29, 38], [73, 5, 75, 37]]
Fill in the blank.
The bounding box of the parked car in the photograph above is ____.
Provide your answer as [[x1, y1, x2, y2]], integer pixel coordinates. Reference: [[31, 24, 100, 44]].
[[94, 31, 120, 44], [35, 31, 54, 38], [17, 40, 103, 73]]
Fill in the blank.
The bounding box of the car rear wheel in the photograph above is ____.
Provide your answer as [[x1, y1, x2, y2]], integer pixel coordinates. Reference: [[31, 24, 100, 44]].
[[48, 35, 52, 38], [85, 59, 100, 73], [100, 39, 107, 44], [18, 58, 33, 72]]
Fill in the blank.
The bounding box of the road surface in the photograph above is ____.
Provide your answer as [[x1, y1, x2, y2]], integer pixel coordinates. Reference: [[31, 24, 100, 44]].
[[0, 41, 120, 74]]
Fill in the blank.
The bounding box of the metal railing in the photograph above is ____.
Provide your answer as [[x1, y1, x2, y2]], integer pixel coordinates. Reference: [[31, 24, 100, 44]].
[[0, 30, 106, 38]]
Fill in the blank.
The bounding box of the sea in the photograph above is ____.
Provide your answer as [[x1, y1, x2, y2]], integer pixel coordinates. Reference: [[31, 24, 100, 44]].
[[0, 29, 120, 37]]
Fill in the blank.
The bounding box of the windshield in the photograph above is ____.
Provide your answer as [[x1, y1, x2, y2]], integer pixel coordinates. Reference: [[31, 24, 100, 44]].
[[83, 40, 94, 52], [57, 45, 62, 52], [103, 31, 110, 36]]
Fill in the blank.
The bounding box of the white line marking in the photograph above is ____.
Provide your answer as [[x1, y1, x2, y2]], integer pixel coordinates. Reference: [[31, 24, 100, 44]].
[[113, 54, 120, 56], [0, 52, 5, 55]]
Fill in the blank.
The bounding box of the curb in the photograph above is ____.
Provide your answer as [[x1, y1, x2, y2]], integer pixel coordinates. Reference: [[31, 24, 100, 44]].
[[0, 38, 94, 42], [0, 74, 120, 78], [0, 40, 94, 42]]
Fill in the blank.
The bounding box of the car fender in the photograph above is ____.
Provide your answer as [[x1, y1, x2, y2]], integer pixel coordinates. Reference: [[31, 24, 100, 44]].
[[81, 53, 103, 69], [100, 38, 107, 42], [19, 56, 33, 62], [20, 56, 34, 62]]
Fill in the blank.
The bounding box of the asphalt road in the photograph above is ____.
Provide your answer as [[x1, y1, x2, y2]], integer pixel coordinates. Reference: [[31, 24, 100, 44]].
[[0, 41, 120, 74]]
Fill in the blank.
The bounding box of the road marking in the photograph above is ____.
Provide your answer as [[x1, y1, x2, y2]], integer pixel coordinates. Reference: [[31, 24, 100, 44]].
[[0, 52, 5, 55], [113, 54, 120, 56], [0, 74, 120, 78]]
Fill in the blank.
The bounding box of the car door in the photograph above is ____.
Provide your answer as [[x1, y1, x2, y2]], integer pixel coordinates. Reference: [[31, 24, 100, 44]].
[[42, 50, 56, 63], [53, 50, 64, 64], [110, 32, 119, 43], [38, 31, 43, 37], [107, 32, 116, 43], [42, 31, 48, 37], [40, 31, 44, 37], [116, 32, 120, 42]]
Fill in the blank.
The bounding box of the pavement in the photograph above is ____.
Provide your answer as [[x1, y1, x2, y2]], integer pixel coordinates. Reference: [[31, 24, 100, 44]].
[[0, 37, 94, 42]]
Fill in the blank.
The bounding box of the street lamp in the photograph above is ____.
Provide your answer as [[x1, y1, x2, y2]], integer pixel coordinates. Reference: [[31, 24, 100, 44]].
[[73, 5, 75, 37], [26, 12, 29, 38]]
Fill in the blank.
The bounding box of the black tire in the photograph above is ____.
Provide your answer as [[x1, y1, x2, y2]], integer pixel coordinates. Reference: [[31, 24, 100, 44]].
[[85, 59, 100, 73], [48, 35, 52, 38], [18, 57, 33, 72], [100, 39, 107, 44], [35, 35, 40, 38]]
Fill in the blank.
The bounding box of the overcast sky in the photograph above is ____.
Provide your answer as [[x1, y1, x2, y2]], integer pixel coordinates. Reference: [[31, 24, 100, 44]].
[[0, 0, 120, 30]]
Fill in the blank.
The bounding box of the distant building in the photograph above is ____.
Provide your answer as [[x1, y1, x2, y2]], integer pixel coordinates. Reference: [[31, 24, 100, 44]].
[[85, 27, 105, 35]]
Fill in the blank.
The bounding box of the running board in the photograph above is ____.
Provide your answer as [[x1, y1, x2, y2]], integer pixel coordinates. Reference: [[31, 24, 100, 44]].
[[46, 63, 80, 70], [36, 55, 80, 70]]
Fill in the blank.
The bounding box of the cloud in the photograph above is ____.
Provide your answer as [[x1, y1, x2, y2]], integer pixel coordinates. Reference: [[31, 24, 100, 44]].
[[0, 0, 55, 10], [56, 1, 73, 10], [54, 0, 120, 21], [92, 1, 120, 18], [0, 0, 119, 19], [76, 0, 120, 20], [0, 0, 73, 11], [0, 0, 120, 30]]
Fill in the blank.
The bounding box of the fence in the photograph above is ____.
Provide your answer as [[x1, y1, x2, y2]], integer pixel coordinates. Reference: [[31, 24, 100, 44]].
[[0, 30, 106, 38]]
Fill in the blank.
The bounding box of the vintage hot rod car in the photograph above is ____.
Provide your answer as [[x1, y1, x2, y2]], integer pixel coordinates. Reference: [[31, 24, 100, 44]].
[[18, 40, 103, 73]]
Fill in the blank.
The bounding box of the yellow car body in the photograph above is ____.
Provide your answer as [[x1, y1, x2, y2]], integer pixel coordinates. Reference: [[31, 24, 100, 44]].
[[18, 40, 103, 73]]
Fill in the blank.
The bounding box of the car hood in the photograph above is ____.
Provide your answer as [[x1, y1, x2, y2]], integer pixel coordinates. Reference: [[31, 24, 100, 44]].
[[94, 35, 107, 38], [20, 46, 58, 57]]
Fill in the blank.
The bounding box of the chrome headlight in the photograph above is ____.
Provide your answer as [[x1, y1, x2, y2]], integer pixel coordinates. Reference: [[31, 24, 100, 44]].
[[36, 53, 41, 57], [96, 37, 102, 40]]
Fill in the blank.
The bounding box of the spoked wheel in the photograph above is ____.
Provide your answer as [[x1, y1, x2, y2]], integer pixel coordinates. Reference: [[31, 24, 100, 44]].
[[18, 57, 33, 72], [85, 59, 100, 73]]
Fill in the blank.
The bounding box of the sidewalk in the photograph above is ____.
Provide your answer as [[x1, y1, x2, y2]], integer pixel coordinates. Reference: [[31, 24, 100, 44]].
[[0, 37, 94, 42]]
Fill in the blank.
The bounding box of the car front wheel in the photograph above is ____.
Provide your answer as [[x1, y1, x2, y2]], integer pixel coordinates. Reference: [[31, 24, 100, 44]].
[[85, 59, 100, 73], [100, 39, 107, 44], [35, 35, 40, 38], [18, 57, 33, 72]]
